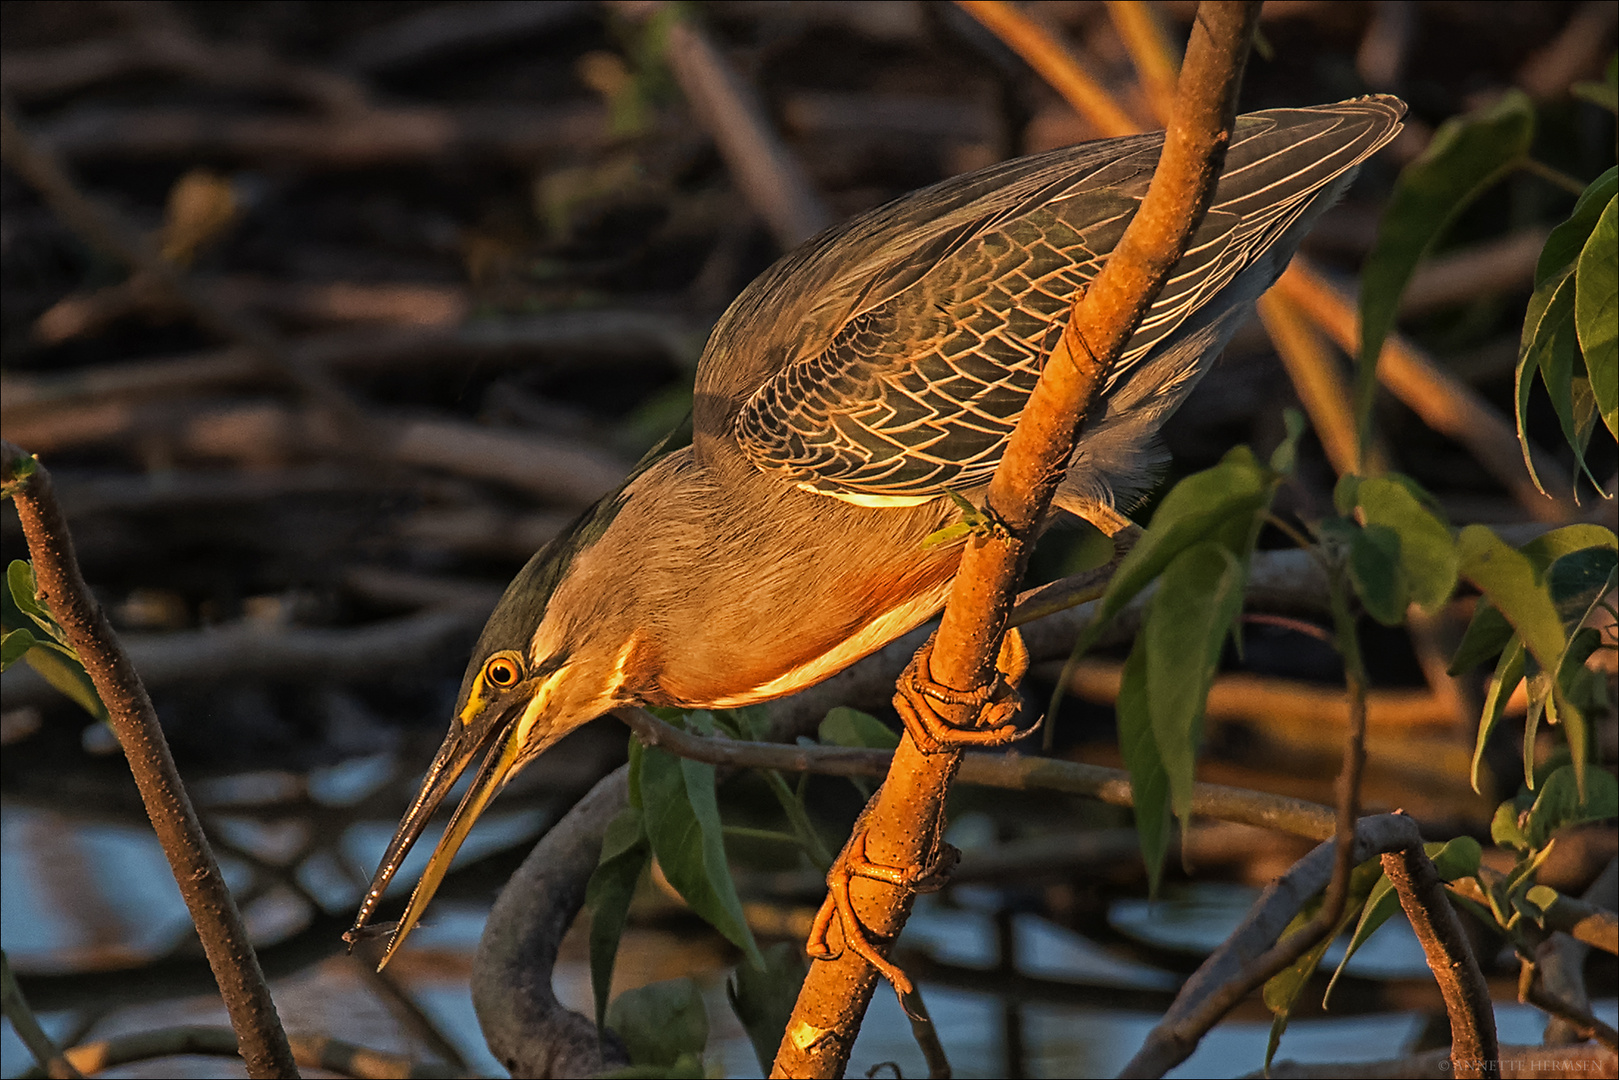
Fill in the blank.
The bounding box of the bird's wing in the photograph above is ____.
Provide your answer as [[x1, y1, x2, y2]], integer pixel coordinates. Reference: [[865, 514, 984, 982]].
[[729, 97, 1404, 503]]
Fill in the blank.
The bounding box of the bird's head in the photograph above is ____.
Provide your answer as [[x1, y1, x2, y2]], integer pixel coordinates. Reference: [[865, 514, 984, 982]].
[[345, 470, 657, 967]]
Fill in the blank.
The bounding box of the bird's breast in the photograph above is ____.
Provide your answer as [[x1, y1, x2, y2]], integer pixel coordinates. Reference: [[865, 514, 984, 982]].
[[644, 545, 961, 710]]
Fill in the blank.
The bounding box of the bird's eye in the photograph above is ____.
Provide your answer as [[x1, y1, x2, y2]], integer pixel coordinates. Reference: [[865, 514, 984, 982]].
[[484, 656, 522, 688]]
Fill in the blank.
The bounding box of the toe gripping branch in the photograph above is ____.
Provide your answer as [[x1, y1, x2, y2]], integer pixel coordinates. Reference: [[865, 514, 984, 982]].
[[804, 629, 1037, 1007], [893, 626, 1038, 754]]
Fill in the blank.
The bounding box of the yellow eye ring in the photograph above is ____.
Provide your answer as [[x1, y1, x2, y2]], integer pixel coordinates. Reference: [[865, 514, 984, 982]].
[[484, 655, 523, 688]]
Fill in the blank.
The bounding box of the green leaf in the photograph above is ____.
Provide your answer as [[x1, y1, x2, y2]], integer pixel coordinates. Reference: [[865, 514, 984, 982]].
[[604, 978, 708, 1069], [1547, 546, 1617, 631], [1143, 543, 1246, 827], [1456, 527, 1568, 680], [818, 707, 900, 751], [1075, 448, 1272, 658], [7, 560, 59, 640], [1269, 408, 1307, 476], [586, 805, 651, 1029], [1449, 601, 1514, 675], [1536, 167, 1617, 285], [1359, 91, 1535, 449], [1, 627, 37, 671], [726, 942, 808, 1075], [1472, 636, 1526, 793], [1519, 524, 1619, 570], [1432, 835, 1484, 880], [21, 645, 108, 722], [637, 746, 763, 968], [1575, 196, 1618, 437], [1323, 874, 1398, 1009], [1349, 524, 1409, 626], [1332, 474, 1361, 517], [1355, 477, 1458, 611], [1492, 798, 1530, 852], [1117, 645, 1172, 896], [1263, 858, 1384, 1069], [1572, 81, 1619, 112], [1517, 272, 1580, 495], [1524, 764, 1619, 850]]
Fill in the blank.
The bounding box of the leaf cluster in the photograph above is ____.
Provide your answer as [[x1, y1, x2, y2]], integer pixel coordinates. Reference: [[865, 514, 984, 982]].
[[584, 706, 892, 1074]]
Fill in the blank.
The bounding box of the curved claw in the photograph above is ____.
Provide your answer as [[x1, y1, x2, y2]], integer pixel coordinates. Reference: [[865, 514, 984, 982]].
[[893, 627, 1036, 753], [803, 829, 961, 1004]]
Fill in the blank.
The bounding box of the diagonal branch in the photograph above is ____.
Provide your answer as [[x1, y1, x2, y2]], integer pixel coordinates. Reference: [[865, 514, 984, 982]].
[[1, 441, 299, 1080], [770, 5, 1261, 1076]]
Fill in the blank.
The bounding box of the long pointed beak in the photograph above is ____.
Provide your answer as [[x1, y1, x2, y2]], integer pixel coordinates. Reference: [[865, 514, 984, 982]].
[[345, 710, 523, 969]]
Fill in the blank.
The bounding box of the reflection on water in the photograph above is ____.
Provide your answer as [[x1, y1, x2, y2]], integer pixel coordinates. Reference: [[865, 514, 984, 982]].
[[4, 803, 1615, 1078]]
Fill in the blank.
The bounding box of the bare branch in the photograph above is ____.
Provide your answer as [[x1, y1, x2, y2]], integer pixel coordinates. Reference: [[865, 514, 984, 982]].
[[1380, 844, 1498, 1077], [0, 442, 299, 1080]]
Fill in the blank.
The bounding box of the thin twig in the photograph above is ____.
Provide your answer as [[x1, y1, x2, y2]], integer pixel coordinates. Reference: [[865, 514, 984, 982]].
[[2, 952, 83, 1080], [16, 1025, 464, 1080], [0, 441, 299, 1080], [615, 707, 1338, 840], [636, 2, 834, 249], [1380, 842, 1499, 1077], [1118, 814, 1425, 1078]]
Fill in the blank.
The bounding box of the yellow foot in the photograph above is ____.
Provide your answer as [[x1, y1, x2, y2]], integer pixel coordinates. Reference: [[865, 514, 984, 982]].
[[804, 828, 957, 999], [893, 627, 1038, 754]]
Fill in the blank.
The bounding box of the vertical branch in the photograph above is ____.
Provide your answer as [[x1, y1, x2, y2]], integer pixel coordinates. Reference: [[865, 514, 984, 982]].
[[1380, 844, 1499, 1077], [1, 442, 299, 1080], [770, 5, 1261, 1076]]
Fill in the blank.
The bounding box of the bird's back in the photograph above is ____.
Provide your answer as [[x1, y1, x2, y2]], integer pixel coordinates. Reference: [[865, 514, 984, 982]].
[[693, 96, 1404, 510]]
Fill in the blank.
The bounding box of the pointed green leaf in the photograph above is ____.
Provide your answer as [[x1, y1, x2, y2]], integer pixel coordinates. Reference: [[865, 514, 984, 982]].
[[1536, 167, 1617, 285], [1263, 858, 1385, 1069], [1450, 601, 1514, 675], [1359, 91, 1535, 448], [1117, 645, 1172, 896], [1456, 527, 1568, 677], [638, 746, 763, 967], [727, 942, 808, 1075], [1143, 543, 1245, 826], [1075, 448, 1272, 658], [1, 627, 37, 671], [1324, 875, 1398, 1008], [818, 707, 900, 751], [587, 805, 651, 1029], [1517, 272, 1579, 495], [1472, 637, 1526, 793], [605, 978, 708, 1069], [1355, 477, 1458, 611], [1350, 523, 1409, 626], [21, 646, 107, 722], [1525, 765, 1619, 850], [1576, 196, 1618, 437]]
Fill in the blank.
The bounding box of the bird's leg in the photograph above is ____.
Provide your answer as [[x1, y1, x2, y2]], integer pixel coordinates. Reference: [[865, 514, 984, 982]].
[[892, 627, 1038, 753], [805, 795, 958, 1003]]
